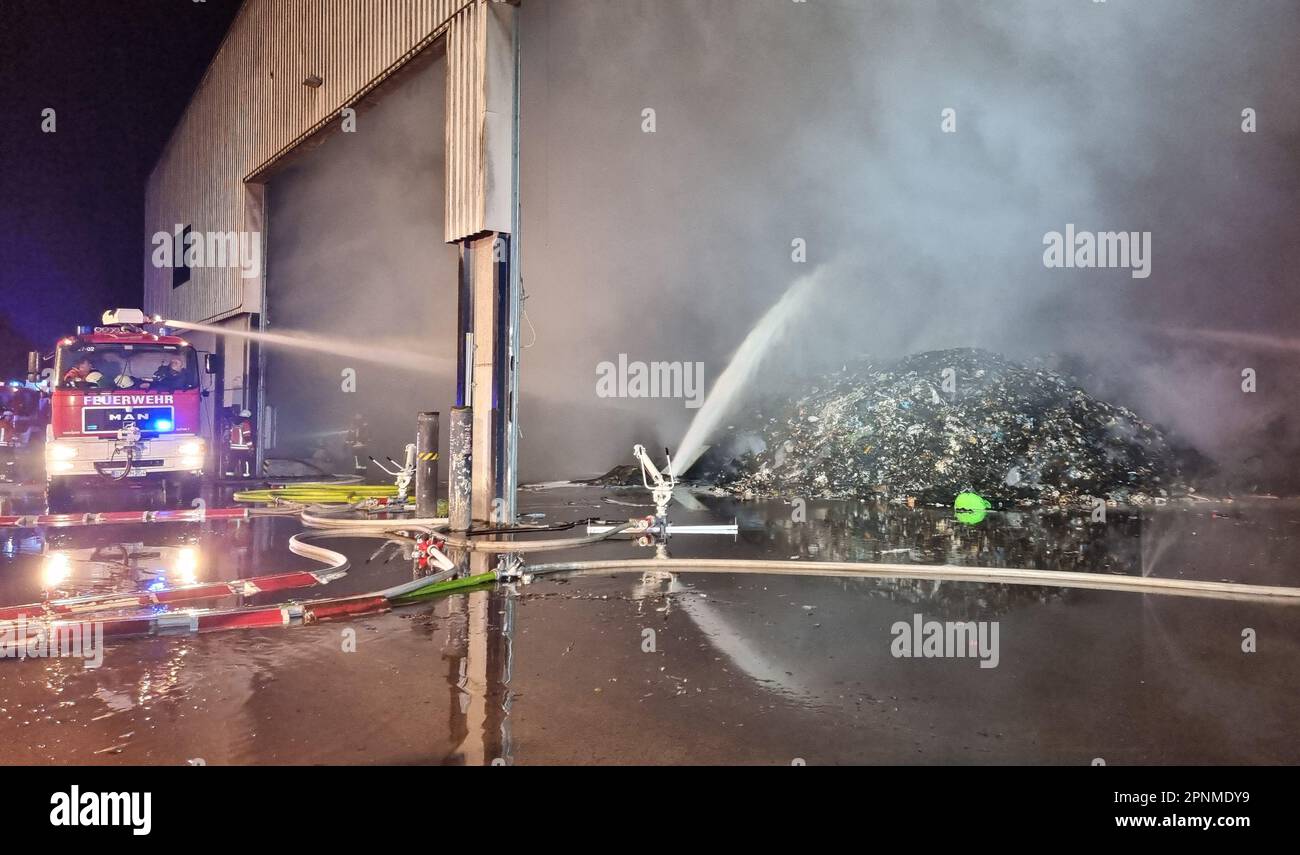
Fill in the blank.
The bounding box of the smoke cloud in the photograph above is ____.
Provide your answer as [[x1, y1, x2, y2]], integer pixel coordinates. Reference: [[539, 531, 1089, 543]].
[[259, 1, 1300, 487], [517, 0, 1300, 484], [265, 52, 459, 471]]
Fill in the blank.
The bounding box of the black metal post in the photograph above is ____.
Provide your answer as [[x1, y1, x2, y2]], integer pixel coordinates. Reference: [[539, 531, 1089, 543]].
[[416, 411, 440, 518]]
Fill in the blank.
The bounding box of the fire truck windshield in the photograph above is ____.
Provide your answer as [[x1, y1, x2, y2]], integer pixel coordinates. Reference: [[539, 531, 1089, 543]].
[[57, 343, 199, 392]]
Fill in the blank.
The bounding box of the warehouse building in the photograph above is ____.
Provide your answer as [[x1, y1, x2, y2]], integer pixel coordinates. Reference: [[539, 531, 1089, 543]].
[[143, 0, 816, 512], [144, 0, 520, 520]]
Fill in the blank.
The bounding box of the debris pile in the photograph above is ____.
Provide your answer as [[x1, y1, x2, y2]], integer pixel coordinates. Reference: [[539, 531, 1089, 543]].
[[699, 348, 1187, 506]]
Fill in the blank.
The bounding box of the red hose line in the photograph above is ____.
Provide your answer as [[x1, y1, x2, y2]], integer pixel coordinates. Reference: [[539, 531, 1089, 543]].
[[0, 524, 460, 641], [0, 569, 339, 622], [303, 595, 391, 623], [0, 507, 250, 530]]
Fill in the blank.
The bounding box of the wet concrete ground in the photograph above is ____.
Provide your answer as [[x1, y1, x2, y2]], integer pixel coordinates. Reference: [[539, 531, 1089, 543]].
[[1, 481, 1297, 764]]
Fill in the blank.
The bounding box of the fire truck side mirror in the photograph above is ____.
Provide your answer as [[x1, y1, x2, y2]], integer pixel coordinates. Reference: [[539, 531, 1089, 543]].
[[26, 351, 40, 381], [204, 353, 220, 375]]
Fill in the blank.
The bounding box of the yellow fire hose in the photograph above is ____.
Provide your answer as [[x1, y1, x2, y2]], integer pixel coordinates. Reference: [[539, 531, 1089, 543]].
[[232, 482, 404, 505]]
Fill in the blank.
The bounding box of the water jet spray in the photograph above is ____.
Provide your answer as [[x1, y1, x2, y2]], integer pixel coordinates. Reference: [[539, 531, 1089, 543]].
[[670, 264, 825, 478], [163, 318, 450, 376]]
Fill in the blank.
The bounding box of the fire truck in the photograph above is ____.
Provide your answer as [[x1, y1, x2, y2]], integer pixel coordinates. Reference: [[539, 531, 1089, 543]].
[[33, 309, 213, 509]]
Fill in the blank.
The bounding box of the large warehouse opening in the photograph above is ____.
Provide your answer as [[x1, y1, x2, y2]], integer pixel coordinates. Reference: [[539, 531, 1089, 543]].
[[261, 50, 459, 475]]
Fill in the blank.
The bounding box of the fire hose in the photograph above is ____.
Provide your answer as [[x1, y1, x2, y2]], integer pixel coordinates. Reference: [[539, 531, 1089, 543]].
[[18, 434, 1300, 644], [520, 558, 1300, 603], [297, 506, 632, 552], [1, 527, 487, 639], [262, 503, 1300, 602], [9, 516, 1300, 650], [0, 563, 349, 621], [101, 423, 145, 482], [0, 515, 640, 640], [0, 506, 255, 529], [105, 445, 136, 482], [232, 483, 406, 505], [293, 512, 1300, 604]]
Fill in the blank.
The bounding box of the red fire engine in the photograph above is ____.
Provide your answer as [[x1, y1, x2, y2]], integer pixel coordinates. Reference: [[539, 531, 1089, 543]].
[[36, 309, 212, 507]]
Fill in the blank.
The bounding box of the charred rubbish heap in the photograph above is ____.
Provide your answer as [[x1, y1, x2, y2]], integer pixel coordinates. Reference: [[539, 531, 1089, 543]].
[[692, 349, 1194, 508]]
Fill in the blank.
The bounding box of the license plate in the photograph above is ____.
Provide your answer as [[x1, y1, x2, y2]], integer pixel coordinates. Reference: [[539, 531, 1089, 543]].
[[99, 467, 149, 478], [94, 459, 164, 477]]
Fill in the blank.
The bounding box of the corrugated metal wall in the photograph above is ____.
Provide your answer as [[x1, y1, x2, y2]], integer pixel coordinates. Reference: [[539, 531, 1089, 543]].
[[445, 0, 514, 242], [143, 0, 482, 324], [444, 0, 485, 244]]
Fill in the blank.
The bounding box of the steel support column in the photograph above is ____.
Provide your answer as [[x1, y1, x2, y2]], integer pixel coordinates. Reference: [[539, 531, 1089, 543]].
[[445, 0, 519, 527]]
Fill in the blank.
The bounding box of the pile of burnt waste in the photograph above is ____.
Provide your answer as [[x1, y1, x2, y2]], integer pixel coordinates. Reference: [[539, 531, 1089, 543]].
[[693, 348, 1195, 507]]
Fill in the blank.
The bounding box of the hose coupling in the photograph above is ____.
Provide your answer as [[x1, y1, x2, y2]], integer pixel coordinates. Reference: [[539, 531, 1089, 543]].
[[496, 555, 530, 583]]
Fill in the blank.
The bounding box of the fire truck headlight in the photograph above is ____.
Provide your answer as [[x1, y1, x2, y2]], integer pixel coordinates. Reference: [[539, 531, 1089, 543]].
[[178, 439, 205, 457], [47, 443, 78, 461]]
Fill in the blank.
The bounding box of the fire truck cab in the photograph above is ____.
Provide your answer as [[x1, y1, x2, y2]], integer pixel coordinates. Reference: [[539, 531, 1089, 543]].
[[41, 309, 210, 507]]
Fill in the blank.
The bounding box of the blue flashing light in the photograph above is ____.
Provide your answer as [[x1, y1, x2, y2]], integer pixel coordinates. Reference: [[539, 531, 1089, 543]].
[[153, 419, 174, 432]]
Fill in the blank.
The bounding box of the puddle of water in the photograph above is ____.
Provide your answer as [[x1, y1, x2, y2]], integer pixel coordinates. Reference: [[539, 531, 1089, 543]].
[[0, 486, 1297, 764]]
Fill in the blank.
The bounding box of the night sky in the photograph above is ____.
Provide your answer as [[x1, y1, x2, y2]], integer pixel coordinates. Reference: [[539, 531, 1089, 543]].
[[0, 0, 241, 374]]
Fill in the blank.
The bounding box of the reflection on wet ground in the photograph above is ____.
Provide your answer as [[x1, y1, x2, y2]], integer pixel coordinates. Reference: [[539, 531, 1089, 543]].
[[1, 485, 1297, 764]]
